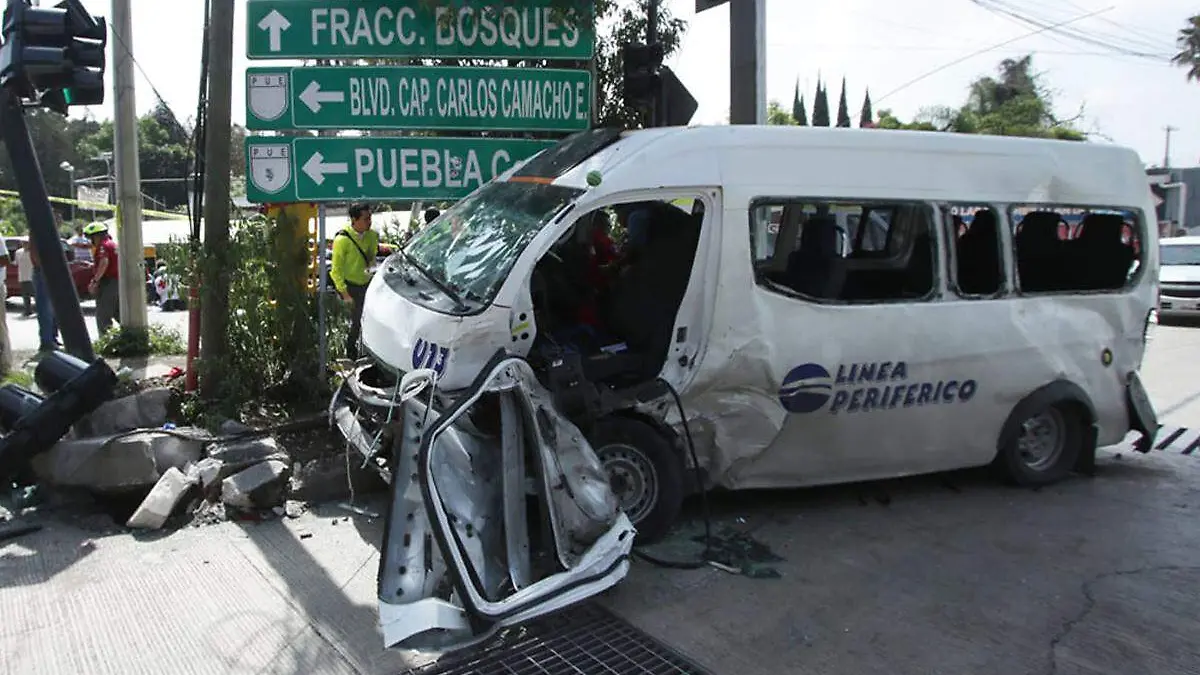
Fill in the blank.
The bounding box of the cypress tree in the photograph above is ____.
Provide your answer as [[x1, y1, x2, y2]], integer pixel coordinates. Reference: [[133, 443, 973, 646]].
[[860, 89, 874, 128], [812, 79, 830, 127], [836, 77, 851, 127]]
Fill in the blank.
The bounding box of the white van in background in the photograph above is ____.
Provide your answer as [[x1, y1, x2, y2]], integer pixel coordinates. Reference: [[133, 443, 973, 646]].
[[1157, 235, 1200, 319]]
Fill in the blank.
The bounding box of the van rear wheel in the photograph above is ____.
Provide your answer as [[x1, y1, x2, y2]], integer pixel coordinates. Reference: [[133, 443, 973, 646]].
[[995, 403, 1084, 487], [590, 416, 684, 545]]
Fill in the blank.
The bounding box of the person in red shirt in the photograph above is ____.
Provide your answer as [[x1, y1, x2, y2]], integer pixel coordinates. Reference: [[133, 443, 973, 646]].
[[83, 222, 120, 337]]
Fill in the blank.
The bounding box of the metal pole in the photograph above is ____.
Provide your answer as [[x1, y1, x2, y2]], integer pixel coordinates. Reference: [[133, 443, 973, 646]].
[[67, 166, 75, 222], [111, 0, 148, 330], [0, 90, 95, 361], [1164, 126, 1177, 169], [317, 204, 328, 377], [647, 0, 659, 128], [729, 0, 766, 125]]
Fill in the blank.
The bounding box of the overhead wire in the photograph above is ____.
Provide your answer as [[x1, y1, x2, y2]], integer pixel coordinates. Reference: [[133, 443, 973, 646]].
[[875, 4, 1115, 104], [969, 0, 1174, 61]]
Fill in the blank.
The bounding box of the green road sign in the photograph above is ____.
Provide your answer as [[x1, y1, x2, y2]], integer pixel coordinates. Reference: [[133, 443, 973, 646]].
[[246, 0, 595, 60], [246, 66, 592, 132], [245, 136, 556, 203]]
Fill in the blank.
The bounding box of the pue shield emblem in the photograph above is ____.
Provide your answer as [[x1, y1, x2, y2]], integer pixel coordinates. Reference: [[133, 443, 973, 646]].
[[249, 144, 291, 195], [248, 72, 289, 122]]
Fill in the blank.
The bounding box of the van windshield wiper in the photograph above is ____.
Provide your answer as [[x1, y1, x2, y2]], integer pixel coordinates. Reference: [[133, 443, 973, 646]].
[[402, 252, 468, 310]]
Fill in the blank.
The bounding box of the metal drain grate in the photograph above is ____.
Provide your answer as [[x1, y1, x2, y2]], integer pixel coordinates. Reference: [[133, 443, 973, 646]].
[[405, 602, 713, 675]]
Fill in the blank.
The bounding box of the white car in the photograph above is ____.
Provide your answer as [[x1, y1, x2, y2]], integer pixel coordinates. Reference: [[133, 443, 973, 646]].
[[1158, 236, 1200, 319]]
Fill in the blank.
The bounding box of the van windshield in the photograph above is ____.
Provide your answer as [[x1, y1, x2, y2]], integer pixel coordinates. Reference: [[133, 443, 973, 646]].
[[1162, 244, 1200, 266], [401, 180, 583, 310]]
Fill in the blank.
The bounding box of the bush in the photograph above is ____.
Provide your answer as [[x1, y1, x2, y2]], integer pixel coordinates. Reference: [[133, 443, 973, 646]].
[[188, 211, 349, 419], [95, 324, 186, 357]]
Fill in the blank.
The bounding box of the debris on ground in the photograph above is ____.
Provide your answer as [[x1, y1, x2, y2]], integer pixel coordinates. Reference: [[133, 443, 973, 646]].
[[289, 454, 386, 504], [29, 429, 209, 494], [693, 527, 784, 579], [71, 388, 172, 439], [126, 467, 199, 530], [221, 460, 290, 510]]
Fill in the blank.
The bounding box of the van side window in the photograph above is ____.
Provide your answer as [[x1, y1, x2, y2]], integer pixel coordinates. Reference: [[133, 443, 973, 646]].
[[948, 205, 1004, 297], [749, 199, 938, 304], [1010, 205, 1142, 293]]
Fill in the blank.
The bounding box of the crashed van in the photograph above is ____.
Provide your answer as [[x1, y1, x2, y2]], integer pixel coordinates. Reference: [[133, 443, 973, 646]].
[[330, 126, 1160, 650]]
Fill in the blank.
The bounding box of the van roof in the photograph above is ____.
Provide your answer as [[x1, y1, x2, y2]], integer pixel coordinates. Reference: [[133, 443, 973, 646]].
[[554, 125, 1153, 213]]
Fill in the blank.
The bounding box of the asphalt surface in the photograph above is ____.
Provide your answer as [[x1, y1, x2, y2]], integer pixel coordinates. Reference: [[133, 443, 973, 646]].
[[3, 297, 189, 360], [1, 321, 1199, 674]]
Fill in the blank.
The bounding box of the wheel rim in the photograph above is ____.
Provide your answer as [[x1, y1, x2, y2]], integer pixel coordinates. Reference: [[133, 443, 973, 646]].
[[1017, 408, 1066, 472], [598, 443, 659, 525]]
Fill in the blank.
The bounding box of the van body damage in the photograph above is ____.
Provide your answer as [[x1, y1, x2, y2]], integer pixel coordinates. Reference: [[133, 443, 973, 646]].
[[332, 353, 634, 652]]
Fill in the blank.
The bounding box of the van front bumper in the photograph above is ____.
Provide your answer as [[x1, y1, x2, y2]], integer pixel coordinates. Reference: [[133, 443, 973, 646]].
[[329, 354, 635, 653]]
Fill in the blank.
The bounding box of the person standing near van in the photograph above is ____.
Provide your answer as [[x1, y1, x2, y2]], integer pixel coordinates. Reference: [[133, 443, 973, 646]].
[[27, 243, 59, 352], [14, 242, 33, 317], [331, 203, 379, 360], [83, 222, 120, 337]]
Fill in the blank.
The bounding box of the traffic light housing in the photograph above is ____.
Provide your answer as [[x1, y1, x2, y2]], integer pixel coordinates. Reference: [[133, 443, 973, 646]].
[[0, 0, 106, 114], [621, 42, 664, 109], [0, 351, 117, 481]]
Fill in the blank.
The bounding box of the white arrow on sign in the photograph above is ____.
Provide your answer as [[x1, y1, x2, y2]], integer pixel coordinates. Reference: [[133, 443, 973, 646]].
[[258, 10, 291, 53], [302, 151, 349, 185], [299, 81, 346, 114]]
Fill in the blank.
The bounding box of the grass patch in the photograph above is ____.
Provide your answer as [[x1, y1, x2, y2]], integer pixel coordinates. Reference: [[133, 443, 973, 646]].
[[95, 324, 186, 358]]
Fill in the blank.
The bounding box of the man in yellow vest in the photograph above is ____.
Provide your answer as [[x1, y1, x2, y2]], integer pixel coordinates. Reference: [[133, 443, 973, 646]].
[[330, 203, 379, 360]]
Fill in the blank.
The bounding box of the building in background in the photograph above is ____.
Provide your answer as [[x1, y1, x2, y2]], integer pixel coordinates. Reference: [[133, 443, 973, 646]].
[[1148, 167, 1199, 236]]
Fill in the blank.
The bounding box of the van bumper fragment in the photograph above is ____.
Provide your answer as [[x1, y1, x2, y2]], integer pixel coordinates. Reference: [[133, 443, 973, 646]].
[[1126, 371, 1159, 454], [330, 353, 635, 652]]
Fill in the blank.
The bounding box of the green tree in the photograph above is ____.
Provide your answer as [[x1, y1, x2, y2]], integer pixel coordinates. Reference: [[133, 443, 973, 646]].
[[792, 81, 808, 126], [1173, 14, 1200, 82], [836, 78, 851, 127], [859, 89, 873, 128], [812, 80, 830, 127], [878, 55, 1084, 140], [767, 100, 796, 125]]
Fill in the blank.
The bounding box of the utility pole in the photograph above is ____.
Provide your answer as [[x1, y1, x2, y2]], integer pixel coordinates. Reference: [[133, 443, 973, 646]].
[[111, 0, 148, 330], [1164, 125, 1177, 169], [199, 0, 235, 398], [729, 0, 766, 124], [647, 0, 659, 127]]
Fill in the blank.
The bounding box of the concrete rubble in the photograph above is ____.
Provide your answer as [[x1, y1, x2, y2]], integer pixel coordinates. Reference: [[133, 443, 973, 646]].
[[20, 399, 382, 532]]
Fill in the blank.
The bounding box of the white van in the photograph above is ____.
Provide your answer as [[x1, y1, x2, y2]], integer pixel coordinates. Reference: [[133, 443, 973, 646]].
[[1157, 235, 1200, 319], [331, 126, 1160, 651]]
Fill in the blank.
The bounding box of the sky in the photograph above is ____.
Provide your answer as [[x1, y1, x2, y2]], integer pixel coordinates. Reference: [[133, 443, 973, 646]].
[[69, 0, 1200, 169]]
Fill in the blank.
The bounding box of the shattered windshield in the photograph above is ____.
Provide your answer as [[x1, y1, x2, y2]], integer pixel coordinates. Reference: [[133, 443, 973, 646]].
[[1161, 244, 1200, 266], [401, 181, 583, 311]]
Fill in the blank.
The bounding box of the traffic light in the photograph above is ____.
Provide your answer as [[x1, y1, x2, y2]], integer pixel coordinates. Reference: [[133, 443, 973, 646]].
[[621, 42, 664, 109], [0, 0, 106, 114], [0, 351, 117, 481]]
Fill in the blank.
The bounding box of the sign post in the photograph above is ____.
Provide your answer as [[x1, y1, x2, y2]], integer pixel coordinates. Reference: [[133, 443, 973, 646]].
[[246, 0, 595, 61], [247, 65, 592, 132], [247, 136, 555, 204]]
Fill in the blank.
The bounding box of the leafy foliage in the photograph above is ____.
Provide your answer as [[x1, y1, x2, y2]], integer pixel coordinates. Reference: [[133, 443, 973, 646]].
[[95, 324, 186, 358], [873, 55, 1084, 141], [767, 101, 796, 126], [1173, 14, 1200, 82]]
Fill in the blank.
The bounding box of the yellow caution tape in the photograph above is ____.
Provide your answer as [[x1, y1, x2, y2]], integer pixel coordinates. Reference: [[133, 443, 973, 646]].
[[0, 189, 190, 221]]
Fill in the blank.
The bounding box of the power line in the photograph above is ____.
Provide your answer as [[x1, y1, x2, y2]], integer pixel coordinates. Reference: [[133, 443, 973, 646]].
[[970, 0, 1173, 61], [876, 5, 1114, 104]]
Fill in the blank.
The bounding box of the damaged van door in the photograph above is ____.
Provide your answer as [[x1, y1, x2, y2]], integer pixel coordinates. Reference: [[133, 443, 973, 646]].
[[369, 352, 635, 652]]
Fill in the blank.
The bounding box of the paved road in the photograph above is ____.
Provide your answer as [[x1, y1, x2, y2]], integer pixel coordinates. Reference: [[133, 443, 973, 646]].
[[1, 323, 1199, 674], [4, 298, 189, 360]]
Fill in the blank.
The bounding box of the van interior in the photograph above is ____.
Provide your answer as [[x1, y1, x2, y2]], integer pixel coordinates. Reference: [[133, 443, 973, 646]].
[[526, 198, 704, 408], [756, 201, 938, 302]]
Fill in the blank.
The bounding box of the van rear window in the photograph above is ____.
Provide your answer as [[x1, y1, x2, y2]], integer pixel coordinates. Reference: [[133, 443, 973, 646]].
[[510, 128, 624, 182]]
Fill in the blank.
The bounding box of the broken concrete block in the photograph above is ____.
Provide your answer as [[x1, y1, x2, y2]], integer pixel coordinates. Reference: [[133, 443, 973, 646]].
[[73, 388, 172, 438], [208, 436, 287, 466], [126, 467, 198, 530], [284, 500, 305, 519], [221, 460, 289, 510], [30, 428, 210, 494], [191, 457, 224, 490]]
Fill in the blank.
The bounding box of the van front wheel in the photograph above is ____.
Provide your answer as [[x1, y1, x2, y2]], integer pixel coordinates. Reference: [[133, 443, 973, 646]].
[[590, 416, 684, 545], [995, 403, 1084, 487]]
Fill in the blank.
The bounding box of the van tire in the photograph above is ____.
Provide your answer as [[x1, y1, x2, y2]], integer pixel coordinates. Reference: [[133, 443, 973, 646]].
[[994, 402, 1086, 487], [590, 416, 684, 545]]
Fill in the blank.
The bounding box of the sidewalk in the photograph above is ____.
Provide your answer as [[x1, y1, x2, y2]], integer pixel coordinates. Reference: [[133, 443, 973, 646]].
[[0, 496, 426, 675]]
